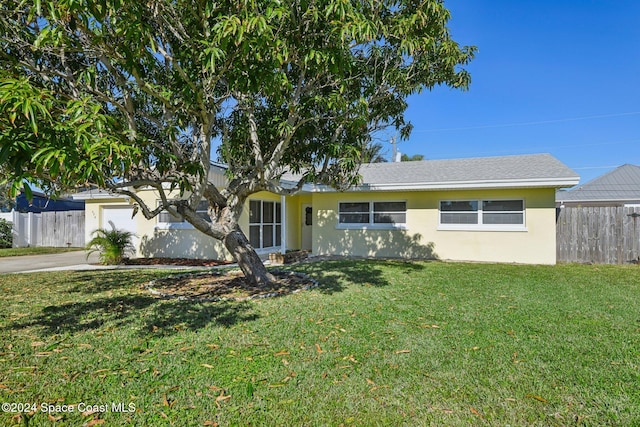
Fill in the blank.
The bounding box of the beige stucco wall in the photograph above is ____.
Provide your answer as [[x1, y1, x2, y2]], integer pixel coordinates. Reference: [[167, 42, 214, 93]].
[[86, 185, 558, 264], [85, 189, 286, 260], [311, 188, 558, 264]]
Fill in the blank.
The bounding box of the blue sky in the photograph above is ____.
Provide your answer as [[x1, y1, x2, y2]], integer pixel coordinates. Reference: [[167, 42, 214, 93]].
[[392, 0, 640, 184]]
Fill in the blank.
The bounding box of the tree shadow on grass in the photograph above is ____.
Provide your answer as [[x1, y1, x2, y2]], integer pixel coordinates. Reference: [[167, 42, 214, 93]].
[[66, 270, 205, 294], [6, 294, 258, 337], [142, 300, 258, 337], [294, 258, 427, 294]]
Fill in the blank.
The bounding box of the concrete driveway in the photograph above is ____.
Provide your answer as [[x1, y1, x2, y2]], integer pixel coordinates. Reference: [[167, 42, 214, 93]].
[[0, 251, 102, 274], [0, 251, 227, 274]]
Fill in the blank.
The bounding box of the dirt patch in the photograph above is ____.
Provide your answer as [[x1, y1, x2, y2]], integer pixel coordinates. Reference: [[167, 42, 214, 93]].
[[143, 270, 317, 302], [124, 257, 232, 267]]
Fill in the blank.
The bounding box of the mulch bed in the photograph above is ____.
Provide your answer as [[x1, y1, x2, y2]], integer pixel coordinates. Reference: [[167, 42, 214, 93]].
[[143, 270, 318, 302], [124, 257, 232, 267]]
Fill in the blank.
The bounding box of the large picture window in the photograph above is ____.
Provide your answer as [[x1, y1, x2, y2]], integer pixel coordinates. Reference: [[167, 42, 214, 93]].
[[249, 200, 282, 249], [338, 201, 406, 227], [439, 199, 525, 229]]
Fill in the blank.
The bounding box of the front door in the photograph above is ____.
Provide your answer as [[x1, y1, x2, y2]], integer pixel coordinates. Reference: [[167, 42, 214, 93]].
[[301, 204, 312, 251]]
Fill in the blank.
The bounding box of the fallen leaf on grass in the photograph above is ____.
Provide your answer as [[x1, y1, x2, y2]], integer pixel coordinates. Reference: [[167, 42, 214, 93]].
[[162, 394, 176, 408], [394, 350, 411, 354], [342, 354, 358, 363], [281, 358, 289, 366], [526, 394, 548, 403], [281, 372, 296, 383], [315, 344, 323, 354], [366, 378, 376, 386], [85, 419, 105, 426], [470, 407, 483, 419], [215, 391, 231, 407], [274, 350, 290, 357], [179, 346, 194, 351], [31, 341, 45, 347], [203, 421, 218, 426], [201, 364, 215, 369], [48, 414, 63, 422]]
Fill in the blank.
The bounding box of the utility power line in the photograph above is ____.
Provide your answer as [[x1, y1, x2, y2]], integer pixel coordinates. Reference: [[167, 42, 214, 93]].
[[413, 111, 640, 133]]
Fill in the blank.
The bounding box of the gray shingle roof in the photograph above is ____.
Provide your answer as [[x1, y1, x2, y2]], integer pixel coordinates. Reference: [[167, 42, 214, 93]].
[[357, 153, 577, 186], [557, 164, 640, 202]]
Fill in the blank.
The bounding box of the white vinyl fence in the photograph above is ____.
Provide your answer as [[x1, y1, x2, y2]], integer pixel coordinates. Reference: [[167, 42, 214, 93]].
[[12, 211, 85, 248]]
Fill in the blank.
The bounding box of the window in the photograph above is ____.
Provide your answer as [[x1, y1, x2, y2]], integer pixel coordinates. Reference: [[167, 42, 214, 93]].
[[338, 201, 406, 228], [158, 200, 211, 226], [249, 200, 282, 249], [439, 199, 525, 230]]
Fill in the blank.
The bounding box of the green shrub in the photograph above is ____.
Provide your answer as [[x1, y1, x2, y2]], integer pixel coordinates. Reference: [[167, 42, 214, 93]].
[[0, 219, 12, 249], [86, 221, 135, 265]]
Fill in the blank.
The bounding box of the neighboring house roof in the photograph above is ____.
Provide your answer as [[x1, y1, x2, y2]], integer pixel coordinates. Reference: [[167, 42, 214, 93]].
[[299, 153, 579, 192], [16, 192, 85, 213], [556, 164, 640, 203]]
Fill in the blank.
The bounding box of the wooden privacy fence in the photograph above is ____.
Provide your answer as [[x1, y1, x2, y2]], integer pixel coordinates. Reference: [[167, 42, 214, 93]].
[[12, 211, 85, 248], [557, 206, 640, 264]]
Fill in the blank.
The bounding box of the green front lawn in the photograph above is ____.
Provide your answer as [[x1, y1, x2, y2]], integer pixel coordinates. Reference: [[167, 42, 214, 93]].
[[1, 261, 638, 426], [0, 247, 84, 257]]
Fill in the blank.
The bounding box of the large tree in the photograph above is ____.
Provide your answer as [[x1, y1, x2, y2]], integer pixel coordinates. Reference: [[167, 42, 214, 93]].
[[0, 0, 475, 285]]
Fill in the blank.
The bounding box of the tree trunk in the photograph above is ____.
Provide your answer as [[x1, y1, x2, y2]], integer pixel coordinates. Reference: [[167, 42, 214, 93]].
[[223, 228, 275, 286]]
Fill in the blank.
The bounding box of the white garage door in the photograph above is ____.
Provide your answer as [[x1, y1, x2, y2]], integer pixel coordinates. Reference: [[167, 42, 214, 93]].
[[102, 206, 138, 256]]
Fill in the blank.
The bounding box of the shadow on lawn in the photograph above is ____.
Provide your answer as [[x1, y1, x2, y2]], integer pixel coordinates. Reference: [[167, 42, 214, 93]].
[[297, 259, 426, 294], [7, 294, 258, 337], [67, 271, 192, 294]]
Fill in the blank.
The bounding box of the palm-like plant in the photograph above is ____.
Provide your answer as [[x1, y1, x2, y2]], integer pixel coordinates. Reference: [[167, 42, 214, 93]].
[[86, 221, 135, 265]]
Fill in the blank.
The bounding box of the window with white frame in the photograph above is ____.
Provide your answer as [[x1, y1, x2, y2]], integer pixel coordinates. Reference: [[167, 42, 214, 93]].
[[158, 200, 211, 225], [249, 200, 282, 249], [439, 199, 525, 229], [338, 201, 406, 227]]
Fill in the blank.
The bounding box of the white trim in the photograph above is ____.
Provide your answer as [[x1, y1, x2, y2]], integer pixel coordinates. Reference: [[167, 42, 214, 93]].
[[280, 196, 287, 253], [155, 222, 194, 230], [311, 177, 580, 192], [438, 224, 528, 232], [336, 223, 408, 231]]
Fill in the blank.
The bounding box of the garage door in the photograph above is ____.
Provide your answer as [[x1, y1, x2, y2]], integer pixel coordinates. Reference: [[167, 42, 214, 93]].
[[102, 206, 138, 256]]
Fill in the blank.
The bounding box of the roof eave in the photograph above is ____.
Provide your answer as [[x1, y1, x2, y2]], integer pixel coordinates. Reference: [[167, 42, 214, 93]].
[[310, 177, 580, 192], [557, 197, 640, 203], [72, 191, 129, 201]]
